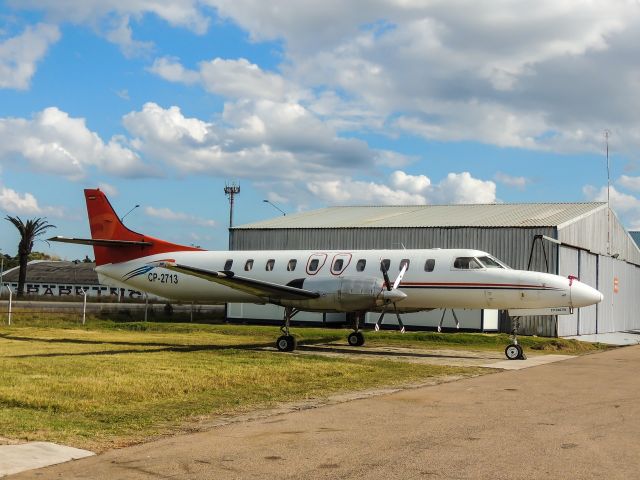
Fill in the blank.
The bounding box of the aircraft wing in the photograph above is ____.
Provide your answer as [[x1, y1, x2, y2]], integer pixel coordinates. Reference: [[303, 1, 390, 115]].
[[160, 263, 320, 301]]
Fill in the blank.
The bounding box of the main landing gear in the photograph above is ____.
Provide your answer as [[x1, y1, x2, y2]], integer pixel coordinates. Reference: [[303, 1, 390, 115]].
[[505, 316, 527, 360], [276, 307, 298, 352], [347, 313, 365, 347], [275, 309, 367, 352]]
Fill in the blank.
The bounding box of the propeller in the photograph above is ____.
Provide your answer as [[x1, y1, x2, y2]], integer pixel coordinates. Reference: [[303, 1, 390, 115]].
[[375, 261, 408, 333]]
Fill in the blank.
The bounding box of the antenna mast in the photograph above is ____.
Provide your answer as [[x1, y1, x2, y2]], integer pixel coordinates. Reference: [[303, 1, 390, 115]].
[[604, 130, 611, 255]]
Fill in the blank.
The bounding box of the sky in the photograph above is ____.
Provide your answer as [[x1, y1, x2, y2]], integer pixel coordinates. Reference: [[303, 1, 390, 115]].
[[2, 0, 640, 259]]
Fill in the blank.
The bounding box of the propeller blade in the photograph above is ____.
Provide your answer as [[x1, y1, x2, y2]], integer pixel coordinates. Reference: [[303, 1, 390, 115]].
[[375, 308, 386, 331], [393, 304, 405, 334], [393, 263, 407, 290], [380, 260, 392, 291]]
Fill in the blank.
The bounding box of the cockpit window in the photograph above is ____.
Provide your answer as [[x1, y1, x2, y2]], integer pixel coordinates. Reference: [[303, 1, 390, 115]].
[[478, 256, 504, 269], [453, 257, 483, 269]]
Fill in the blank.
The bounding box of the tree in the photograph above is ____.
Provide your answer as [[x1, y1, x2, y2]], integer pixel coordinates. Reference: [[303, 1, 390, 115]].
[[5, 216, 56, 297]]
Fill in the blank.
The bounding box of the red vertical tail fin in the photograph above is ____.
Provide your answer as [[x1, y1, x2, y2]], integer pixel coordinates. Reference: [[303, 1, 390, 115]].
[[85, 189, 202, 266]]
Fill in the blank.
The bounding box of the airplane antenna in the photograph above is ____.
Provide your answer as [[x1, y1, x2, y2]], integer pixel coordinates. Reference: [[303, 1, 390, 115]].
[[604, 130, 611, 255], [224, 182, 241, 248]]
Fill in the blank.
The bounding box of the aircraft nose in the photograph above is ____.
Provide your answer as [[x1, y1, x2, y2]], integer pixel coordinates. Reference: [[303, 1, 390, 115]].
[[571, 281, 603, 307]]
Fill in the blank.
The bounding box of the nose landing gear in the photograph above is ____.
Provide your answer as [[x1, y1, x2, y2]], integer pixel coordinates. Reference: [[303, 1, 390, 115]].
[[505, 315, 527, 360]]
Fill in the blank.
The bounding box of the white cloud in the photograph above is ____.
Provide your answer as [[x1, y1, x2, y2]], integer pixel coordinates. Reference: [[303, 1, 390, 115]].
[[104, 15, 153, 58], [0, 23, 60, 89], [97, 182, 118, 197], [0, 107, 148, 178], [144, 206, 216, 227], [495, 172, 529, 189], [122, 101, 397, 179], [149, 57, 199, 84], [0, 184, 62, 216], [307, 170, 496, 205], [11, 0, 209, 33], [431, 172, 496, 204], [618, 175, 640, 192], [583, 185, 640, 214]]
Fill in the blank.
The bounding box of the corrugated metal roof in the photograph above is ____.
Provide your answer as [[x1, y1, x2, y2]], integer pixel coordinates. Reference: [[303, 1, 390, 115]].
[[235, 203, 607, 229]]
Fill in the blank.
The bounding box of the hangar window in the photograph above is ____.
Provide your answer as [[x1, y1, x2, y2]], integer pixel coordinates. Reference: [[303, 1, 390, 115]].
[[266, 259, 275, 271], [356, 259, 366, 271], [287, 259, 297, 271], [400, 259, 410, 271], [224, 259, 233, 270], [380, 259, 391, 272], [478, 256, 504, 269], [308, 259, 320, 272], [424, 259, 435, 272], [244, 259, 254, 271], [453, 257, 482, 270]]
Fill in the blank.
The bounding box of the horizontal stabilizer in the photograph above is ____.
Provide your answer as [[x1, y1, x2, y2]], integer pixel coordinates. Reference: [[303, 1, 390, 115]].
[[49, 236, 153, 247], [508, 307, 573, 316]]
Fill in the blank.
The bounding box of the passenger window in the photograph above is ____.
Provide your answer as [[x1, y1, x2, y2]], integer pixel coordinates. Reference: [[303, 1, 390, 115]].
[[332, 259, 344, 271], [287, 259, 297, 271], [424, 259, 435, 272], [309, 259, 319, 272], [454, 257, 482, 269], [400, 259, 410, 271], [244, 259, 254, 271], [356, 259, 366, 272], [266, 259, 275, 271], [380, 259, 391, 272], [224, 259, 233, 270]]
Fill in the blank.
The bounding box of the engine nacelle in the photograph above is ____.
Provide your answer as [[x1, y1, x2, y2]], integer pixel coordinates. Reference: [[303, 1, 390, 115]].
[[280, 275, 386, 312]]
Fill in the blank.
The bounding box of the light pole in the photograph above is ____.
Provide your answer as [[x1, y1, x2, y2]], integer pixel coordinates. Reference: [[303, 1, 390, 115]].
[[121, 204, 140, 222], [224, 182, 241, 249], [263, 199, 286, 216]]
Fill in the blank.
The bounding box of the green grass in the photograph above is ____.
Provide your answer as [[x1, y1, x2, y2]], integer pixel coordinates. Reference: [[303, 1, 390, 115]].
[[0, 315, 609, 451], [0, 318, 481, 451]]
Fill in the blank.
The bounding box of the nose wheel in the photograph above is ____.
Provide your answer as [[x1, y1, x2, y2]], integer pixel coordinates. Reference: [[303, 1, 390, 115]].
[[506, 315, 527, 360], [505, 344, 524, 360]]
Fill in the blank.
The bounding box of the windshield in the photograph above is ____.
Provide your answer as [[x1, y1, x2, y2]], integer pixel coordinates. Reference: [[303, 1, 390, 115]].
[[478, 255, 510, 269]]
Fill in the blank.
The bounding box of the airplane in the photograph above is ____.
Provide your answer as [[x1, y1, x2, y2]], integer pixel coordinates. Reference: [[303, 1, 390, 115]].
[[51, 189, 603, 360]]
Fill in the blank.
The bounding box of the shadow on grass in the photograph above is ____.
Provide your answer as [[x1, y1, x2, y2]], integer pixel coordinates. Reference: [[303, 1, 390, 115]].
[[296, 344, 493, 360], [0, 333, 341, 359]]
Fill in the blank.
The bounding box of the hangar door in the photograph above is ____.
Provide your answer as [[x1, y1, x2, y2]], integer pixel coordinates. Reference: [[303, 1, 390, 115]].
[[597, 256, 614, 333], [578, 251, 598, 335], [557, 246, 579, 337]]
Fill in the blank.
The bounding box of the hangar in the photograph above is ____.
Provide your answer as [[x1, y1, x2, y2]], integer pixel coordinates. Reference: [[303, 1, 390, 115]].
[[229, 202, 640, 337]]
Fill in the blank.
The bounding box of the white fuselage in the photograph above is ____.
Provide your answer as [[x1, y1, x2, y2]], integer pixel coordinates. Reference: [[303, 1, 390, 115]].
[[96, 248, 603, 313]]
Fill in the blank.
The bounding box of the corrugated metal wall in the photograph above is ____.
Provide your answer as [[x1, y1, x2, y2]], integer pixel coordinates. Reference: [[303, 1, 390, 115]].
[[578, 251, 598, 334], [557, 245, 580, 336], [597, 256, 615, 333], [559, 207, 640, 265], [231, 226, 556, 272]]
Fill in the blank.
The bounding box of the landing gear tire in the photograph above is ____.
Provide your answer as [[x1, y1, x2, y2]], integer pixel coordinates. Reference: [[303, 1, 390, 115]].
[[505, 344, 522, 360], [348, 331, 365, 347], [276, 335, 297, 352]]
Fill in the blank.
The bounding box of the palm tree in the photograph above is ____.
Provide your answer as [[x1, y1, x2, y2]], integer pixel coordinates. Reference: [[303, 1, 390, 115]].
[[5, 216, 56, 297]]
